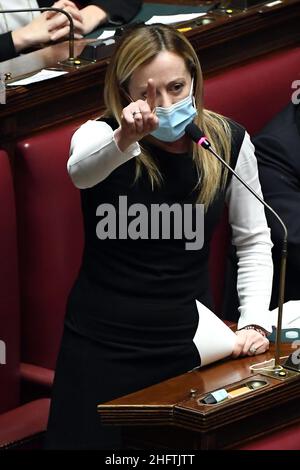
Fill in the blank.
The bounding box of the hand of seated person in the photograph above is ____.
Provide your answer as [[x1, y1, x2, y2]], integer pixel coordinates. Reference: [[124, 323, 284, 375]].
[[45, 0, 84, 41], [47, 3, 109, 41], [12, 0, 83, 52], [77, 5, 109, 36], [231, 328, 270, 358]]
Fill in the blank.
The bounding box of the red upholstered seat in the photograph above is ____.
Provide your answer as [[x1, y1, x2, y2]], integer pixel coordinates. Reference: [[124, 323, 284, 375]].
[[15, 123, 84, 378], [236, 422, 300, 450], [0, 150, 20, 414], [0, 150, 50, 449], [204, 46, 300, 135], [0, 399, 50, 450]]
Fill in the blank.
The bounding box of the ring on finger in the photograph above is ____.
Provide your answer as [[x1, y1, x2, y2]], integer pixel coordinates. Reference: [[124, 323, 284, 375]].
[[249, 345, 257, 354], [132, 110, 142, 118]]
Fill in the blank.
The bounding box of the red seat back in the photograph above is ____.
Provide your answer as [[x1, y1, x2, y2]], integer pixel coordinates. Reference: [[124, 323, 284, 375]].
[[15, 124, 84, 370], [204, 46, 300, 135], [0, 150, 20, 413], [236, 422, 300, 450]]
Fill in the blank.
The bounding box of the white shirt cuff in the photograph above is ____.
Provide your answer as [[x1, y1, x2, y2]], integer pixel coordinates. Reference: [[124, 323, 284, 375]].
[[67, 120, 141, 189]]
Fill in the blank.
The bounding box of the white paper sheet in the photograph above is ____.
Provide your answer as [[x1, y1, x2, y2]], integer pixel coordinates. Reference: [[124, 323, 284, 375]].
[[6, 69, 68, 86], [97, 30, 116, 40], [194, 300, 237, 367], [145, 13, 206, 26], [270, 301, 300, 328]]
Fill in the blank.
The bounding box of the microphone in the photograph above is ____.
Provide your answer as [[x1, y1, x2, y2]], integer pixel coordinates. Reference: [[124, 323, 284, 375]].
[[0, 7, 80, 67], [185, 122, 296, 376]]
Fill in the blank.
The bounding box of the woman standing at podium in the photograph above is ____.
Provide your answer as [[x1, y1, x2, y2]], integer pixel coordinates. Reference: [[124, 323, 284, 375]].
[[0, 0, 142, 62], [45, 23, 273, 449]]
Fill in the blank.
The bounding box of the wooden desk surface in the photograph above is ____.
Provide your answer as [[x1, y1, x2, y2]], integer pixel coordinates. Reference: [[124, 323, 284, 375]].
[[98, 342, 300, 449], [1, 0, 300, 150]]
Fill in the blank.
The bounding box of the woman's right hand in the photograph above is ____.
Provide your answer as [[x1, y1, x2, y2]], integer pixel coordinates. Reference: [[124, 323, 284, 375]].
[[114, 79, 159, 152]]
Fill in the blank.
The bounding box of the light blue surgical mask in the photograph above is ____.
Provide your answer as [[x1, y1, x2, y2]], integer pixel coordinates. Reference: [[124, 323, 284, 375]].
[[150, 80, 197, 142]]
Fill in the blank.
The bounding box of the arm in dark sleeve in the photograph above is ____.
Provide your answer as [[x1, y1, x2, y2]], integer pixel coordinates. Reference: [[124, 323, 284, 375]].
[[255, 134, 300, 269], [79, 1, 142, 24], [0, 31, 18, 62]]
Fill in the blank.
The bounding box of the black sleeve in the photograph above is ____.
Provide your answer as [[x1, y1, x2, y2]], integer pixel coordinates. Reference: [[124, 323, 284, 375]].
[[78, 0, 142, 24], [255, 134, 300, 269], [0, 31, 18, 62]]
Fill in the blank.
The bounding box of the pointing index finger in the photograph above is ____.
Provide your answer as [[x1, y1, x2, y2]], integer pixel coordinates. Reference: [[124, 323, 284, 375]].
[[146, 79, 156, 112]]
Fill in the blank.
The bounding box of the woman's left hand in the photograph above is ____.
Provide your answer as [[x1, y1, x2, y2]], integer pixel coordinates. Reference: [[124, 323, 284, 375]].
[[231, 329, 269, 358]]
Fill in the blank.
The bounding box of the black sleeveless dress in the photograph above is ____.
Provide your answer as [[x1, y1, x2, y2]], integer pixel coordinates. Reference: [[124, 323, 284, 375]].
[[45, 119, 244, 449]]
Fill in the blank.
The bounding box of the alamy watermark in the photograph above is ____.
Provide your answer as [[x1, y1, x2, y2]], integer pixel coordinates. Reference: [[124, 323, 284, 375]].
[[0, 73, 6, 105], [291, 80, 300, 105], [290, 339, 300, 366], [0, 339, 6, 365], [95, 196, 204, 250]]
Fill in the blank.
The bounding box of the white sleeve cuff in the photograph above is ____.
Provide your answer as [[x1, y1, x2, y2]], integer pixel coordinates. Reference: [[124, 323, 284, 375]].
[[67, 120, 141, 189], [237, 308, 273, 333]]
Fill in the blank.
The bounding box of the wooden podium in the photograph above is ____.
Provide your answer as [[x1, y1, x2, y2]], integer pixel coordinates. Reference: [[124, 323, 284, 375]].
[[98, 343, 300, 449]]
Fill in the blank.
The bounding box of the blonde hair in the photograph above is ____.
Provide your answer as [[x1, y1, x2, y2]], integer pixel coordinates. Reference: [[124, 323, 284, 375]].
[[104, 24, 231, 207]]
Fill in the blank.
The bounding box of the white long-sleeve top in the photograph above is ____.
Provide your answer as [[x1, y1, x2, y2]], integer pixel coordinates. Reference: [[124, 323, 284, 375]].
[[68, 120, 274, 332]]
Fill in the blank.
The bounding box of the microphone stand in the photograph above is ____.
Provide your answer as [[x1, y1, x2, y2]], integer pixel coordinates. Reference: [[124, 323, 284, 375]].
[[187, 125, 300, 378], [0, 8, 81, 67]]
